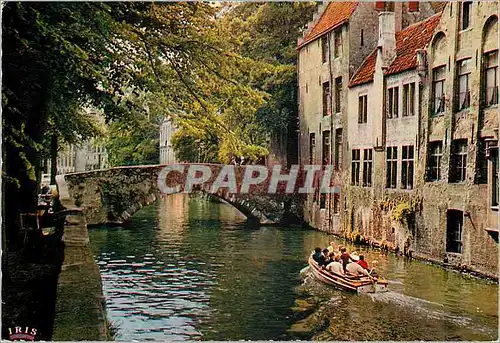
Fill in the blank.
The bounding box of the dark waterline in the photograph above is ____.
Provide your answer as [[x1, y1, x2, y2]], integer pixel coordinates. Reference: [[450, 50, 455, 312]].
[[88, 195, 498, 341]]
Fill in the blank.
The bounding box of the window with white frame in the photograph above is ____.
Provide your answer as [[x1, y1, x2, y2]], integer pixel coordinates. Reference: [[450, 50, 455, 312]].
[[484, 50, 498, 106], [401, 145, 414, 189], [358, 94, 368, 124], [432, 66, 446, 115], [351, 149, 361, 185], [362, 149, 373, 187], [387, 86, 399, 118], [403, 83, 416, 116], [456, 58, 471, 110], [450, 139, 468, 183], [386, 146, 398, 188]]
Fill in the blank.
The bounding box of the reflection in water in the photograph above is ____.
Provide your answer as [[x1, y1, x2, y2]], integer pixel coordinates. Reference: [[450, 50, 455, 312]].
[[89, 195, 498, 341]]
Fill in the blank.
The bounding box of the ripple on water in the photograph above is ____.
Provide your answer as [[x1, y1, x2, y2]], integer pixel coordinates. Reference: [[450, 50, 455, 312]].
[[89, 196, 498, 341]]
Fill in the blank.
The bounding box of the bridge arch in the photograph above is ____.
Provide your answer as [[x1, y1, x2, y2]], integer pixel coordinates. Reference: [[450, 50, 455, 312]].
[[56, 164, 305, 226]]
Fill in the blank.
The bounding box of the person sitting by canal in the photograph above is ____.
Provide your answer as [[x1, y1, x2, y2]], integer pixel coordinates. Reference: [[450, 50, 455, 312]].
[[345, 253, 370, 277], [312, 247, 323, 263], [357, 254, 369, 270], [326, 256, 344, 275]]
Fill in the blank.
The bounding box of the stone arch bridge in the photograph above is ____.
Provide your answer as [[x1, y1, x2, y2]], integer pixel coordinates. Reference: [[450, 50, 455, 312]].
[[55, 164, 322, 226]]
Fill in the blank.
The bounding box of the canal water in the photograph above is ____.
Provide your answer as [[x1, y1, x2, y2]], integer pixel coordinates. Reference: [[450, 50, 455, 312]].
[[88, 195, 498, 341]]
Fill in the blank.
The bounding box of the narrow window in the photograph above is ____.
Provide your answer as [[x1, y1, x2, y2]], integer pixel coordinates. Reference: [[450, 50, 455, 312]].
[[321, 35, 328, 64], [335, 77, 342, 113], [333, 193, 340, 214], [475, 139, 488, 184], [456, 59, 471, 110], [334, 128, 343, 170], [358, 95, 368, 123], [461, 1, 472, 31], [320, 193, 326, 209], [446, 210, 463, 254], [309, 133, 316, 164], [432, 66, 446, 115], [450, 139, 468, 183], [403, 83, 416, 116], [386, 146, 398, 188], [334, 29, 342, 58], [322, 131, 331, 165], [387, 86, 399, 118], [492, 148, 499, 207], [401, 145, 414, 189], [484, 50, 498, 106], [351, 149, 361, 185], [360, 29, 364, 46], [362, 148, 373, 187], [322, 81, 330, 116]]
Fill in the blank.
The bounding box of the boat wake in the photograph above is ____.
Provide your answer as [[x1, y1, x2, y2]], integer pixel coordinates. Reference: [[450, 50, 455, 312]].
[[367, 291, 489, 330]]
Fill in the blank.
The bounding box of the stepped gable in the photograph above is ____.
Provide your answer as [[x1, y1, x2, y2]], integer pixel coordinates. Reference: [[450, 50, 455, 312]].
[[349, 12, 442, 87], [298, 2, 358, 49]]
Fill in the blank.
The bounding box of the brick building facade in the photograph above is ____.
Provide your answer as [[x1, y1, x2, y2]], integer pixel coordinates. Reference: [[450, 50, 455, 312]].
[[297, 1, 498, 277]]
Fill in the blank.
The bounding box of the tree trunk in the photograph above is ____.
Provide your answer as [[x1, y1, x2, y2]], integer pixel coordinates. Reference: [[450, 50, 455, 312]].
[[50, 134, 58, 185]]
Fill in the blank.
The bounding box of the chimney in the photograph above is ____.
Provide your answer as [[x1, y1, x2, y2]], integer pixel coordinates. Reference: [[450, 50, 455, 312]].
[[377, 12, 396, 67]]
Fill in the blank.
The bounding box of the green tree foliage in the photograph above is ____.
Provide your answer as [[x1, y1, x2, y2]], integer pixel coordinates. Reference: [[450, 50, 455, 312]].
[[1, 2, 266, 241], [217, 2, 317, 164]]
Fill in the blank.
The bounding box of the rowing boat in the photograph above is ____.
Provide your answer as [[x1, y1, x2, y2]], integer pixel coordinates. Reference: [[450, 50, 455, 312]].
[[308, 256, 389, 294]]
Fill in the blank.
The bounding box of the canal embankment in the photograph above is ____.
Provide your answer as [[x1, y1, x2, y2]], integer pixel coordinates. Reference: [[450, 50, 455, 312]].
[[51, 176, 108, 340]]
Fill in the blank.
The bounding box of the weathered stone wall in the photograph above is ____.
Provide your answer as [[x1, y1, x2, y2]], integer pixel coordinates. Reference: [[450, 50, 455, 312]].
[[299, 2, 498, 278], [52, 176, 108, 340]]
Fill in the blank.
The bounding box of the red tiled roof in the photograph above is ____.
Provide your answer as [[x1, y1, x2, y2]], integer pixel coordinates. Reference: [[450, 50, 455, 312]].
[[349, 13, 442, 87], [298, 2, 358, 49], [349, 49, 377, 87]]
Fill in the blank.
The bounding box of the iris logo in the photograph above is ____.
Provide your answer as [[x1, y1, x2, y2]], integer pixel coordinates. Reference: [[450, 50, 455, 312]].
[[7, 327, 37, 341]]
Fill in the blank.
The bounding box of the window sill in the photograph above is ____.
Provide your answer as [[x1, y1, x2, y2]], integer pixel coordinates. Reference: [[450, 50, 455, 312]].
[[483, 104, 499, 109], [459, 27, 473, 34], [454, 107, 472, 114], [491, 206, 499, 211], [430, 113, 446, 118]]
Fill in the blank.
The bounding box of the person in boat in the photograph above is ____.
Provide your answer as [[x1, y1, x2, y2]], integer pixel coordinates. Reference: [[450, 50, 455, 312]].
[[326, 255, 344, 275], [324, 252, 335, 266], [318, 248, 330, 267], [368, 260, 379, 277], [345, 253, 370, 277], [312, 247, 322, 263], [327, 241, 336, 254], [357, 254, 369, 270], [340, 247, 352, 272]]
